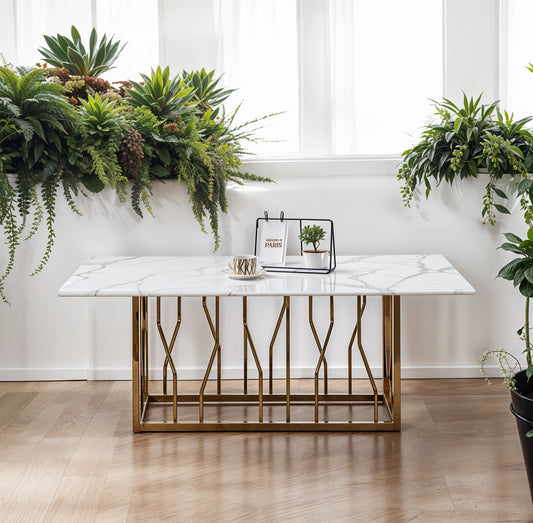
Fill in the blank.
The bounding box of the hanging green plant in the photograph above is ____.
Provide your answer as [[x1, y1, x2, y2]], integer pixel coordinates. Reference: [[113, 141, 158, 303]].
[[0, 27, 275, 304], [0, 66, 80, 302], [398, 94, 533, 224]]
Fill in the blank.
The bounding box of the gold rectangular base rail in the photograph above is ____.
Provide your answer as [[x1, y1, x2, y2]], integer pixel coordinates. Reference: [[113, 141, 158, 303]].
[[132, 295, 401, 432]]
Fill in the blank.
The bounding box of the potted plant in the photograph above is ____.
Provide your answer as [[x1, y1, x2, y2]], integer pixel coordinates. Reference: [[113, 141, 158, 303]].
[[298, 224, 328, 269], [398, 94, 533, 225], [480, 225, 533, 502]]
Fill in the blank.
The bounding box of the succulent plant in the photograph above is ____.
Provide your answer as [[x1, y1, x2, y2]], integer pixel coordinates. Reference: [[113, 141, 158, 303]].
[[80, 93, 123, 136], [182, 69, 235, 116], [39, 25, 125, 77], [125, 66, 196, 121]]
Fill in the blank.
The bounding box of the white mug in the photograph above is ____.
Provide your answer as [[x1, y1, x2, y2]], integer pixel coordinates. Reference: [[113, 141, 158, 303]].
[[228, 255, 257, 275]]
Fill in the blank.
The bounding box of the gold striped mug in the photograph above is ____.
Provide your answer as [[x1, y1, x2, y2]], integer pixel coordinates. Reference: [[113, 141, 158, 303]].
[[228, 255, 257, 275]]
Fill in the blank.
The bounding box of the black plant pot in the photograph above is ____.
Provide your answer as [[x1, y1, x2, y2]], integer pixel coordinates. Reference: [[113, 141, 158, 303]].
[[510, 369, 533, 503]]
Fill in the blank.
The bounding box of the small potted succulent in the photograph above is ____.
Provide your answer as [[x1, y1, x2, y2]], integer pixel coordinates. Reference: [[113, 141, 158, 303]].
[[298, 224, 328, 269]]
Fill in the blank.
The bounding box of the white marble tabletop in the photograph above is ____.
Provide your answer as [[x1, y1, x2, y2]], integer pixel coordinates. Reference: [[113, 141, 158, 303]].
[[58, 255, 475, 297]]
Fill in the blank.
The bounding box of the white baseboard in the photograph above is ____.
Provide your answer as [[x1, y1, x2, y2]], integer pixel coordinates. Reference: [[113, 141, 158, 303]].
[[0, 364, 499, 381], [0, 368, 88, 381]]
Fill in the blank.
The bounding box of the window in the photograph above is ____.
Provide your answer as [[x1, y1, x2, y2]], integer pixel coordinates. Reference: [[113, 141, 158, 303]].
[[0, 0, 455, 159], [215, 0, 443, 157], [0, 0, 158, 83], [215, 1, 299, 156], [503, 0, 533, 119]]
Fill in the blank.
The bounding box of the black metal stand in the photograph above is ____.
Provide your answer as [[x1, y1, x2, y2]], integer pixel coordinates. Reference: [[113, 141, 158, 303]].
[[254, 212, 336, 274]]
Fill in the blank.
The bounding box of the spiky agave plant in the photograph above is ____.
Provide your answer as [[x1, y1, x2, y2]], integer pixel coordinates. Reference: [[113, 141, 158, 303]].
[[182, 69, 235, 116], [125, 66, 196, 121], [39, 25, 125, 77]]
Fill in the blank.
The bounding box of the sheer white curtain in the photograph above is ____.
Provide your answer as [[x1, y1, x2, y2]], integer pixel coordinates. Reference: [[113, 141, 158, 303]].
[[0, 0, 158, 81], [0, 0, 93, 67], [328, 0, 443, 155], [95, 0, 158, 82], [215, 0, 300, 156], [215, 0, 442, 157], [503, 0, 533, 119]]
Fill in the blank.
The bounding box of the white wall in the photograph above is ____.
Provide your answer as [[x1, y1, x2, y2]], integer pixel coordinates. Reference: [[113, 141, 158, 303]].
[[0, 0, 526, 380], [0, 162, 526, 380]]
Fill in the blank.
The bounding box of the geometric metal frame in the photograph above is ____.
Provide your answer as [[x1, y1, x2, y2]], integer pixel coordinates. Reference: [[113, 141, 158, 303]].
[[132, 294, 401, 432]]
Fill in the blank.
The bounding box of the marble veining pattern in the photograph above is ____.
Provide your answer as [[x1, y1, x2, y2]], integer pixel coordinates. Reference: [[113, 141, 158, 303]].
[[58, 255, 475, 297]]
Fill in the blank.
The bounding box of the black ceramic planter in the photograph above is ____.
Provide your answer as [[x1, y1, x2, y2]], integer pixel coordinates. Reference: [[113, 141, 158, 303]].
[[510, 369, 533, 503]]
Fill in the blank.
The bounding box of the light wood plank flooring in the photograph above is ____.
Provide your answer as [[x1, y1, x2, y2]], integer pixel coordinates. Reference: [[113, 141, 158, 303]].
[[0, 379, 532, 522]]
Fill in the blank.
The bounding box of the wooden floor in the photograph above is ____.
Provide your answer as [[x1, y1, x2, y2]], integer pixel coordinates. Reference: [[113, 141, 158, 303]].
[[0, 379, 532, 522]]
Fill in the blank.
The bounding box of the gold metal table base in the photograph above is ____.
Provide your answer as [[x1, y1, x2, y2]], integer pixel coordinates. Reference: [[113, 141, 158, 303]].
[[132, 295, 401, 433]]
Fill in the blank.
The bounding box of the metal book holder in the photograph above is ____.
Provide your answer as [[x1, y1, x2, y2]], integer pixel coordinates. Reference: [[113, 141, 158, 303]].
[[254, 211, 336, 274]]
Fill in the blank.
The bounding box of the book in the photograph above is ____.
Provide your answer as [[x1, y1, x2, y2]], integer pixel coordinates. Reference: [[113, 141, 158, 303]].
[[257, 220, 288, 265]]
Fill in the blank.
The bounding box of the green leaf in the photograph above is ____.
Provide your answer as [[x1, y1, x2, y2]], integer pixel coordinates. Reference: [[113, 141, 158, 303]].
[[67, 48, 86, 75], [520, 279, 533, 297], [528, 227, 533, 242], [150, 164, 170, 178], [504, 232, 523, 244], [520, 239, 533, 249], [514, 264, 528, 287], [500, 242, 526, 255], [89, 27, 97, 56], [493, 187, 507, 199], [155, 147, 171, 165], [453, 118, 462, 133], [498, 258, 526, 280], [494, 204, 511, 215], [518, 178, 533, 195], [70, 25, 82, 43], [525, 266, 533, 284], [81, 175, 105, 193], [526, 429, 533, 438]]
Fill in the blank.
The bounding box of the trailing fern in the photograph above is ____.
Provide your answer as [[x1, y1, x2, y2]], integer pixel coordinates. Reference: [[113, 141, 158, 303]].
[[0, 28, 276, 304]]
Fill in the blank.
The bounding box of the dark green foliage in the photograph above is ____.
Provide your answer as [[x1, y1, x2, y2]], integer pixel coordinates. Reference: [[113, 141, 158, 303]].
[[0, 30, 275, 304], [497, 227, 533, 378], [39, 26, 125, 77], [398, 94, 533, 224]]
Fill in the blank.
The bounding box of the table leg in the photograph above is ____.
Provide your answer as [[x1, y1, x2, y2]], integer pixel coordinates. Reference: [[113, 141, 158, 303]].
[[244, 303, 248, 394], [382, 295, 401, 429], [347, 296, 378, 421], [266, 297, 291, 420], [393, 295, 401, 430], [310, 296, 334, 422], [199, 297, 221, 422], [285, 296, 291, 422], [268, 298, 287, 395], [156, 297, 181, 422], [216, 297, 221, 395], [140, 297, 149, 407], [132, 297, 140, 432], [242, 297, 263, 422]]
